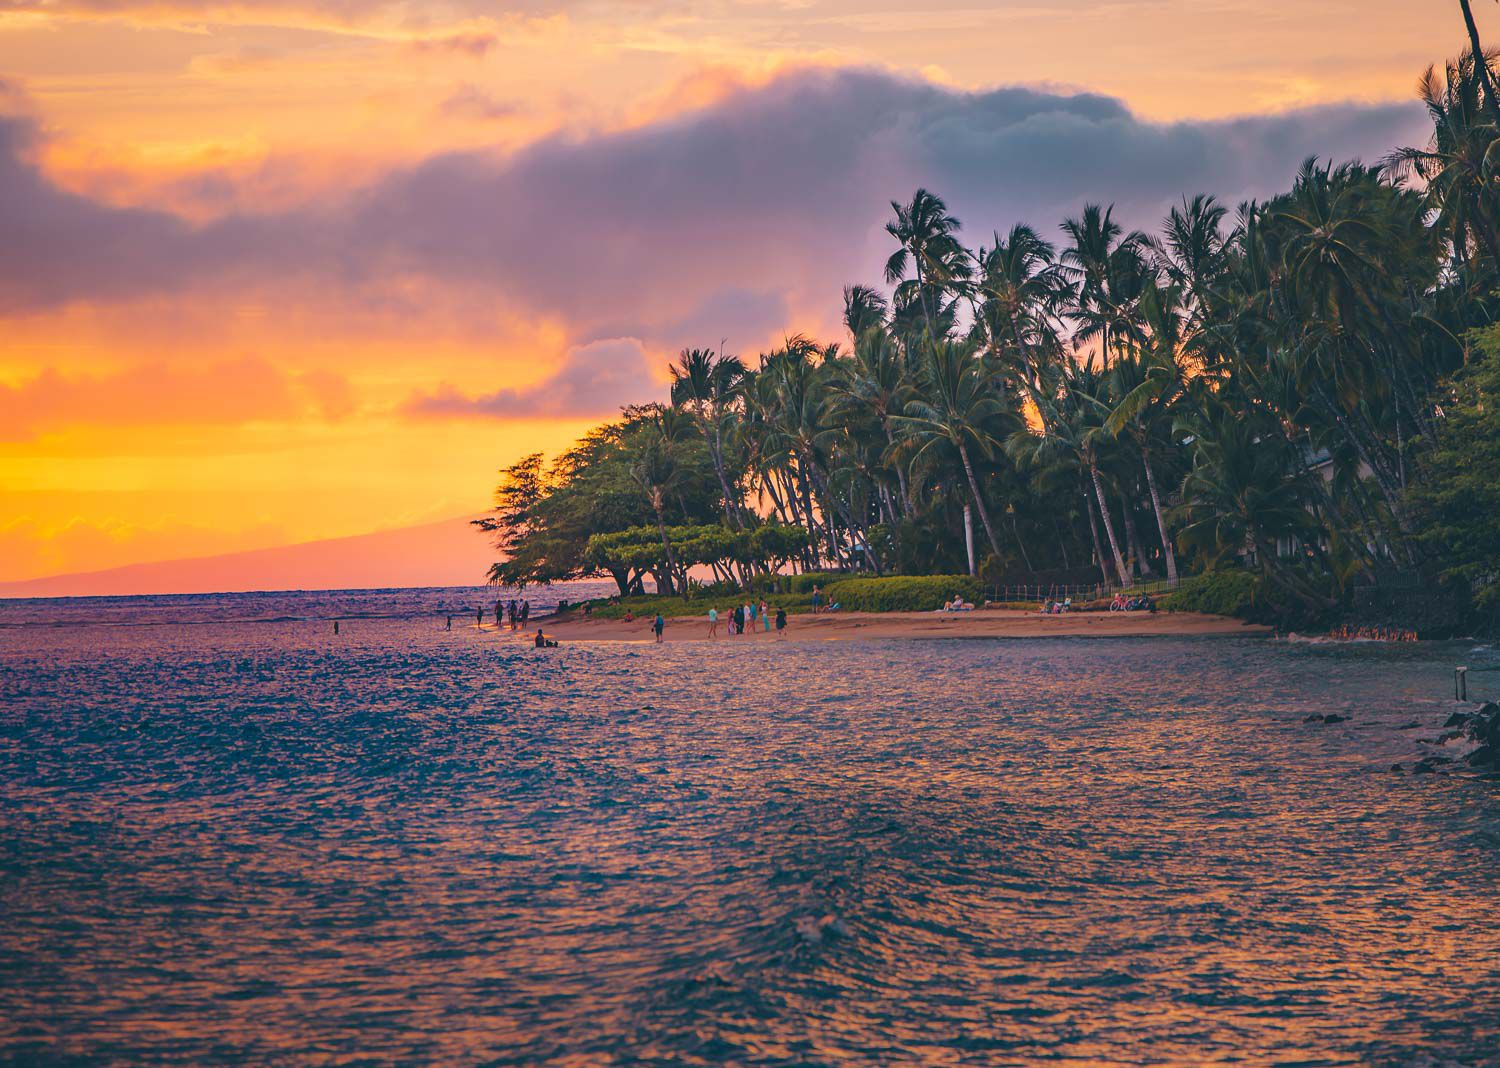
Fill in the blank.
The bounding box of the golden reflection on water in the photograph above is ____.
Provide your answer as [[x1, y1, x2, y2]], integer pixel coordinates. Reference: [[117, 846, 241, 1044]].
[[1, 614, 1498, 1064]]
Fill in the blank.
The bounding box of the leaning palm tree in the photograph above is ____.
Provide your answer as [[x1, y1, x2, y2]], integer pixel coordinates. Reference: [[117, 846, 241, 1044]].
[[895, 339, 1015, 571], [1384, 53, 1500, 271]]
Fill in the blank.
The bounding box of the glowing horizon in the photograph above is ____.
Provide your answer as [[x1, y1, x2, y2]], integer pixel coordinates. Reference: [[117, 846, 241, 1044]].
[[1, 0, 1490, 586]]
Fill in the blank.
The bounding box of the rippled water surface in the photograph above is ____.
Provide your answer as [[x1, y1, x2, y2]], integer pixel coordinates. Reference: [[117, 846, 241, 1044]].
[[3, 593, 1500, 1065]]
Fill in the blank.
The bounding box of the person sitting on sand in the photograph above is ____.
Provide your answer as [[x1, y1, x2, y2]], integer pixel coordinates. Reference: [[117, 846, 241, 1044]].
[[534, 629, 558, 648], [624, 609, 634, 623], [653, 613, 665, 643]]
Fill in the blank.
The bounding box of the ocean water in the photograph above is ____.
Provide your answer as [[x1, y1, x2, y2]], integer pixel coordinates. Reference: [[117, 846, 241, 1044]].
[[2, 590, 1500, 1065]]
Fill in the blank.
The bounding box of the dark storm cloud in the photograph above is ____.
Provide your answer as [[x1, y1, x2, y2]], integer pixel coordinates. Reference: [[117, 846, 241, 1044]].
[[0, 67, 1430, 338]]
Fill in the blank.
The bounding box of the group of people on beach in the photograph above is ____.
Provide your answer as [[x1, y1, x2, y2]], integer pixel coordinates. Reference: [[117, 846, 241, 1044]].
[[1329, 625, 1418, 642], [706, 601, 787, 638], [491, 598, 531, 630]]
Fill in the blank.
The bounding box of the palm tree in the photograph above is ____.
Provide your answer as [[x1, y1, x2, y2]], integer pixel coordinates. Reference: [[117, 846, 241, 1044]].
[[1385, 54, 1500, 271], [1105, 280, 1191, 582], [1173, 406, 1332, 607], [974, 223, 1073, 404], [1458, 0, 1500, 120], [669, 346, 747, 528], [1061, 203, 1153, 371], [885, 189, 972, 340], [628, 408, 691, 593], [895, 339, 1016, 571]]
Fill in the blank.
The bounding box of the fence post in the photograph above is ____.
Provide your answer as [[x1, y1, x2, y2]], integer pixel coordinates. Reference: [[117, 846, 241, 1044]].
[[1456, 666, 1468, 701]]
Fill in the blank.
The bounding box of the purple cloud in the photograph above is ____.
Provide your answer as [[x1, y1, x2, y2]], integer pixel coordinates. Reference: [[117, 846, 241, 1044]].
[[0, 68, 1431, 349], [405, 337, 664, 418]]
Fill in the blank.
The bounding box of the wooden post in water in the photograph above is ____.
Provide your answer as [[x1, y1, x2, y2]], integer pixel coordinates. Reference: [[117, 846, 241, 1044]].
[[1456, 666, 1468, 701], [334, 620, 340, 636]]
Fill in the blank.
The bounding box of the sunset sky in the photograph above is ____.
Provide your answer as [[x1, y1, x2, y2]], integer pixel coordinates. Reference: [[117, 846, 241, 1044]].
[[0, 0, 1487, 588]]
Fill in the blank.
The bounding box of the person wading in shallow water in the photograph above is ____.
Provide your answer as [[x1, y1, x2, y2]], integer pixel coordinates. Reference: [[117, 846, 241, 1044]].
[[476, 605, 484, 628]]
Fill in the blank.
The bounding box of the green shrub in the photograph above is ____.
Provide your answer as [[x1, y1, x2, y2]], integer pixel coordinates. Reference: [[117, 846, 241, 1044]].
[[744, 571, 844, 595], [821, 575, 980, 612], [1160, 570, 1262, 618]]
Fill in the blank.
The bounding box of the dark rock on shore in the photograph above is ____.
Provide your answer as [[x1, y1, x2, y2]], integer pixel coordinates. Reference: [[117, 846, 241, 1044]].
[[1304, 713, 1349, 724], [1465, 703, 1500, 761]]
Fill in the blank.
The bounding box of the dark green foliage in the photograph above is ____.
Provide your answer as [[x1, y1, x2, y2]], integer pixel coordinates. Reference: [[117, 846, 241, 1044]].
[[1160, 570, 1264, 618], [821, 575, 981, 612], [1409, 327, 1500, 611]]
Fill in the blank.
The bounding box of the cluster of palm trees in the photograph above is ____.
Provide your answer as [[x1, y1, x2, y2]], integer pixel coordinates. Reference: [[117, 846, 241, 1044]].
[[500, 7, 1500, 608]]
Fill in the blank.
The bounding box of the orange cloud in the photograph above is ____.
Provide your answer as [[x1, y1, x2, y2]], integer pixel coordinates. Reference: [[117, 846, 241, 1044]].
[[0, 358, 351, 441]]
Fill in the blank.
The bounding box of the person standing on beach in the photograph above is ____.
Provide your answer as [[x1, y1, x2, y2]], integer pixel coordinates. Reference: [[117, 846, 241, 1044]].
[[495, 599, 503, 628], [476, 605, 484, 627], [708, 607, 719, 638], [653, 613, 665, 643], [775, 608, 787, 635], [761, 601, 771, 632], [810, 586, 823, 614], [521, 600, 530, 627]]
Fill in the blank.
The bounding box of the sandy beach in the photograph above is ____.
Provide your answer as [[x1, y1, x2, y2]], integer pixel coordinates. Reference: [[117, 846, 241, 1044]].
[[539, 607, 1272, 643]]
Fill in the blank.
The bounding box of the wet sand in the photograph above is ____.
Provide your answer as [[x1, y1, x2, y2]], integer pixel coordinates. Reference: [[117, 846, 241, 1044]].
[[540, 608, 1272, 643]]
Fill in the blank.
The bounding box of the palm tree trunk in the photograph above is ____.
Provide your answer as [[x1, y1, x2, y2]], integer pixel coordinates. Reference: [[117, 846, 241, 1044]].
[[1460, 0, 1500, 120], [651, 498, 680, 595], [1089, 461, 1131, 587], [883, 423, 913, 515], [1008, 510, 1035, 572], [1120, 492, 1152, 579], [957, 441, 1004, 561], [707, 427, 742, 529], [962, 502, 976, 576], [1139, 443, 1178, 583], [1083, 479, 1111, 587]]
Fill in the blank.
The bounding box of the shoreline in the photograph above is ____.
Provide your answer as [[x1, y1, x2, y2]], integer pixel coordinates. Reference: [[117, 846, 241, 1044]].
[[535, 607, 1272, 643]]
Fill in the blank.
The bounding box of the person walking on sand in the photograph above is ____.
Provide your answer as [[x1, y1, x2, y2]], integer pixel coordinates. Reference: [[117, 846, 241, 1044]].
[[775, 607, 787, 635], [708, 606, 719, 638], [653, 612, 666, 643], [476, 605, 484, 628]]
